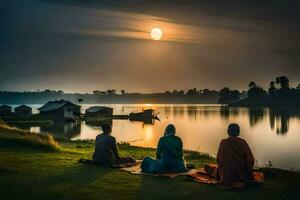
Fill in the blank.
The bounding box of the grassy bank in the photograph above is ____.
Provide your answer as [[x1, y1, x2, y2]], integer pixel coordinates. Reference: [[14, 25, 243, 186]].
[[0, 121, 59, 151], [0, 124, 299, 200], [0, 114, 51, 123]]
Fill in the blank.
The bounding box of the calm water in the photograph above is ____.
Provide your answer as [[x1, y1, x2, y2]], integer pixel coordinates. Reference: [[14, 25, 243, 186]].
[[9, 104, 300, 171]]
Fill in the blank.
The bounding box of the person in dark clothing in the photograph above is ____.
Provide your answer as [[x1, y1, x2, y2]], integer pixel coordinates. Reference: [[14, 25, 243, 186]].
[[92, 124, 119, 166], [89, 124, 135, 167]]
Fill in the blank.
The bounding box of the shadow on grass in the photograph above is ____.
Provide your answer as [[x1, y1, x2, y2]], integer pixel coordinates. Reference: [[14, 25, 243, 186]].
[[134, 175, 215, 200], [133, 173, 268, 200], [32, 163, 112, 199], [46, 163, 111, 185]]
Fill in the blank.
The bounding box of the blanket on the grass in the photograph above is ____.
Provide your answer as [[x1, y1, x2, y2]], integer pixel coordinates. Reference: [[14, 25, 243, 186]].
[[121, 163, 199, 178], [186, 170, 264, 186], [122, 163, 264, 187]]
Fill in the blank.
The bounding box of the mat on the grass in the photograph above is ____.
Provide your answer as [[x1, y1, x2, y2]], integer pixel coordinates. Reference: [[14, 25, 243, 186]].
[[121, 163, 199, 178], [186, 170, 264, 185]]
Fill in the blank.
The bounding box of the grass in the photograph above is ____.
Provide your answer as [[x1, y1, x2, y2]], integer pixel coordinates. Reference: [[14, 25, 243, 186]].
[[0, 121, 60, 151], [0, 114, 51, 123], [0, 123, 300, 200]]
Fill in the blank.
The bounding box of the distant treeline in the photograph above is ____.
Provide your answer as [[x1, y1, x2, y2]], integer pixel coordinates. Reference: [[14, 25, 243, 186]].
[[0, 88, 226, 104], [2, 76, 299, 106], [219, 76, 300, 107]]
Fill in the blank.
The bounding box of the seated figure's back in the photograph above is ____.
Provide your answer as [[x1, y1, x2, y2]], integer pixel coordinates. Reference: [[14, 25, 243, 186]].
[[140, 124, 186, 173], [216, 124, 254, 184], [93, 133, 117, 166], [217, 136, 254, 183]]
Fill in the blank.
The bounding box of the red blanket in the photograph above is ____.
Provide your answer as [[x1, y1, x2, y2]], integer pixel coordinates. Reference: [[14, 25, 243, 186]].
[[187, 169, 264, 191]]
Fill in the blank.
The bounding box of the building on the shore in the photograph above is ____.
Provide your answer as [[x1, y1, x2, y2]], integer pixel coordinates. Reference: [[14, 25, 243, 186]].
[[14, 105, 32, 116], [38, 100, 81, 121], [0, 105, 12, 116], [85, 106, 113, 118]]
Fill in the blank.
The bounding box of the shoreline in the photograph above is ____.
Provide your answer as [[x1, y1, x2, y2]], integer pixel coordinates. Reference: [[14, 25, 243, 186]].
[[1, 122, 298, 173], [1, 124, 300, 199]]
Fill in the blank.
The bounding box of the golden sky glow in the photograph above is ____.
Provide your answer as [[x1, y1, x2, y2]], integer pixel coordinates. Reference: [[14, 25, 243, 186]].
[[1, 1, 299, 92]]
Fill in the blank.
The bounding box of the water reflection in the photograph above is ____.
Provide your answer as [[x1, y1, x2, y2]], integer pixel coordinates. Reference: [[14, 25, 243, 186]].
[[11, 105, 300, 139], [187, 106, 197, 120], [11, 122, 82, 139], [164, 106, 171, 116], [248, 108, 266, 127], [129, 118, 155, 126], [9, 104, 300, 170], [268, 109, 300, 135], [40, 122, 81, 139], [220, 107, 230, 120], [172, 106, 185, 117], [85, 119, 113, 128]]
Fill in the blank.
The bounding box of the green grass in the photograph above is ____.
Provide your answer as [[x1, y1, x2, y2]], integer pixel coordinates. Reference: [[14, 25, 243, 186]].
[[0, 124, 300, 200], [0, 114, 51, 123], [0, 122, 60, 151]]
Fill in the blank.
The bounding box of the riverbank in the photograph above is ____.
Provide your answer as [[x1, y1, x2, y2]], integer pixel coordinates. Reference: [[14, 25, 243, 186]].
[[0, 124, 299, 200]]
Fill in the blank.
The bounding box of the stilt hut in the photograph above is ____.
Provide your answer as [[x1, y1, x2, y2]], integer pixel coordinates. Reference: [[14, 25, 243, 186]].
[[85, 106, 113, 118], [15, 105, 32, 116], [0, 105, 12, 116], [38, 100, 81, 121]]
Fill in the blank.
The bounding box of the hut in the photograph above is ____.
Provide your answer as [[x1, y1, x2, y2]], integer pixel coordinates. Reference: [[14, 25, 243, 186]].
[[38, 100, 81, 121], [14, 105, 32, 116], [0, 105, 12, 116], [85, 106, 113, 118]]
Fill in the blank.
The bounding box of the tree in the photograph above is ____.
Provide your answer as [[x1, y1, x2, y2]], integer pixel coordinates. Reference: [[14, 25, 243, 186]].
[[268, 81, 277, 96], [107, 90, 116, 95], [172, 90, 178, 94], [275, 76, 289, 89], [58, 90, 64, 95], [218, 87, 231, 104], [230, 90, 241, 102], [249, 81, 257, 88], [93, 90, 107, 95], [247, 84, 266, 100], [297, 84, 300, 89], [77, 99, 83, 104], [203, 89, 210, 95], [178, 90, 185, 95], [186, 88, 197, 96], [121, 90, 126, 95]]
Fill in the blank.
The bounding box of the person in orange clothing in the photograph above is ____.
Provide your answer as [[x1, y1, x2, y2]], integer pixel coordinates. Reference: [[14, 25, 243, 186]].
[[205, 123, 255, 185]]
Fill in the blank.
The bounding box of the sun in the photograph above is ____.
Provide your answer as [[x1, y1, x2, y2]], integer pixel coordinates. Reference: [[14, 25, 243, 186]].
[[150, 28, 163, 40]]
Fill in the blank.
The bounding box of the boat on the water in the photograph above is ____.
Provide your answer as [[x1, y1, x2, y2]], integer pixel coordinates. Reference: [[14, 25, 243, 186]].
[[129, 109, 159, 121]]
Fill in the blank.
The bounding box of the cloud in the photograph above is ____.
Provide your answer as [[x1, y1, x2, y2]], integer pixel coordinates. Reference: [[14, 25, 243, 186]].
[[0, 0, 299, 92]]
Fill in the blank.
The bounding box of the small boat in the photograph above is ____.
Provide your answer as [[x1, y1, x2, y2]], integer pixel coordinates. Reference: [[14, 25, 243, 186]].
[[129, 109, 159, 121]]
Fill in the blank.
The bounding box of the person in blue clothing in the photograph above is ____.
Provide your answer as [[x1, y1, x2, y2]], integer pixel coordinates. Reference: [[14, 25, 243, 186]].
[[140, 124, 186, 173]]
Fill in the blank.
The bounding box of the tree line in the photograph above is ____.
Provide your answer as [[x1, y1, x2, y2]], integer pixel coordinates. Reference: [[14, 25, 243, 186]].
[[219, 76, 300, 107], [1, 76, 299, 106], [0, 88, 220, 104]]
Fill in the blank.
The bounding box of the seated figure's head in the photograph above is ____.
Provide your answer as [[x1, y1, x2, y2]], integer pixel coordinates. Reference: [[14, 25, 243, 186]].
[[164, 124, 176, 137], [227, 123, 240, 137], [101, 124, 112, 134]]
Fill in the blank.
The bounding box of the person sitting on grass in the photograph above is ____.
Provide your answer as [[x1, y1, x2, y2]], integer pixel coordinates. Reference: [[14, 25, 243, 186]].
[[93, 124, 135, 167], [204, 123, 255, 187], [80, 124, 135, 167], [140, 124, 186, 173]]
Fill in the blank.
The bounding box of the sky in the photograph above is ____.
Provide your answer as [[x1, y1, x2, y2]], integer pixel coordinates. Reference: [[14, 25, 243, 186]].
[[0, 0, 299, 93]]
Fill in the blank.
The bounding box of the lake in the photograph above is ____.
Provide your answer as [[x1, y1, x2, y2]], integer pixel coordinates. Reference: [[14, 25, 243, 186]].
[[9, 104, 300, 171]]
